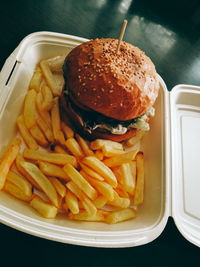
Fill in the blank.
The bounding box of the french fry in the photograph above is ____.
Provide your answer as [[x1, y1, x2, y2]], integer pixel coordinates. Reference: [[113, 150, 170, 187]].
[[49, 177, 66, 198], [54, 130, 65, 148], [129, 161, 137, 195], [69, 210, 105, 222], [65, 137, 84, 159], [61, 121, 74, 139], [0, 138, 21, 190], [41, 84, 53, 111], [90, 139, 123, 151], [36, 116, 54, 143], [15, 154, 40, 189], [57, 194, 63, 209], [7, 171, 32, 198], [36, 92, 52, 128], [125, 130, 145, 147], [40, 59, 61, 96], [29, 66, 42, 92], [81, 194, 97, 216], [16, 115, 38, 150], [30, 195, 58, 219], [120, 163, 135, 195], [23, 89, 38, 129], [66, 181, 97, 216], [66, 181, 82, 199], [39, 161, 70, 181], [133, 152, 144, 205], [115, 187, 129, 198], [23, 148, 77, 166], [105, 208, 136, 224], [30, 124, 49, 147], [63, 163, 97, 200], [54, 145, 69, 154], [76, 134, 94, 156], [112, 167, 123, 184], [51, 97, 65, 145], [80, 163, 104, 181], [20, 161, 59, 207], [103, 150, 138, 167], [65, 190, 79, 214], [94, 150, 104, 161], [113, 189, 120, 201], [93, 196, 107, 208], [4, 181, 32, 202], [80, 171, 114, 201], [47, 55, 66, 72], [102, 145, 125, 157], [108, 197, 130, 209], [81, 156, 117, 188]]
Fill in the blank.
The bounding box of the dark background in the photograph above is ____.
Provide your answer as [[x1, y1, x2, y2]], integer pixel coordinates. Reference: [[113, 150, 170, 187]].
[[0, 0, 199, 266]]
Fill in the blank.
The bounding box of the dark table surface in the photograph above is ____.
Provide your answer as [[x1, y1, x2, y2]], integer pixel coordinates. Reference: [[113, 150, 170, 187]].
[[0, 0, 199, 266]]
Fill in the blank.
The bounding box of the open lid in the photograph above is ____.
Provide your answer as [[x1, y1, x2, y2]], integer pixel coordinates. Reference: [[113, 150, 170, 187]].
[[170, 84, 200, 247]]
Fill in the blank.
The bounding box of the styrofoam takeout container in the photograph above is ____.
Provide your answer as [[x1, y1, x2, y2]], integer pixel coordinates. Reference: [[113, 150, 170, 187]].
[[0, 32, 199, 248]]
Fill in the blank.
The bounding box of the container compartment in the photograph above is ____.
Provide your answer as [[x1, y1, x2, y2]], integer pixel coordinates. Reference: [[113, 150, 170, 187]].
[[170, 85, 200, 246], [0, 32, 168, 247]]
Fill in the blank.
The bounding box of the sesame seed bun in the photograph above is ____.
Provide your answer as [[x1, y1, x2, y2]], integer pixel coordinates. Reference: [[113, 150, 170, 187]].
[[63, 38, 159, 121]]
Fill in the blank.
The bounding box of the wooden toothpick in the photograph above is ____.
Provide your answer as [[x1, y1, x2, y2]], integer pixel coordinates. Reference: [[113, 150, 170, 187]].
[[116, 19, 128, 54]]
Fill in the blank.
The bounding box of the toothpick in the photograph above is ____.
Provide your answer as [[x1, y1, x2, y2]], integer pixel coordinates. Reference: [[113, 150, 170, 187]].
[[116, 19, 128, 54]]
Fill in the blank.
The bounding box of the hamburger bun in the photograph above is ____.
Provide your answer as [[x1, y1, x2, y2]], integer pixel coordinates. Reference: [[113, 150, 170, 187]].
[[63, 38, 159, 121]]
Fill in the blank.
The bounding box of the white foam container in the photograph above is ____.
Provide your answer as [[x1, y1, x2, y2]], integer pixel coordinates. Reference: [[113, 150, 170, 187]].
[[0, 32, 199, 248]]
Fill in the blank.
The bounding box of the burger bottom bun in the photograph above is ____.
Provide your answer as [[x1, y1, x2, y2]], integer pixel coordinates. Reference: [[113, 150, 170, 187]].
[[60, 94, 139, 142]]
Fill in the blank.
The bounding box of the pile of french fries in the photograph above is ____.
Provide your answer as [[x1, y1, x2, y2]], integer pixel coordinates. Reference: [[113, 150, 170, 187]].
[[0, 56, 145, 224]]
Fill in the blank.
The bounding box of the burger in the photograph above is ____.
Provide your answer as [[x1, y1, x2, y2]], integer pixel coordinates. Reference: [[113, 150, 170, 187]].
[[60, 38, 159, 142]]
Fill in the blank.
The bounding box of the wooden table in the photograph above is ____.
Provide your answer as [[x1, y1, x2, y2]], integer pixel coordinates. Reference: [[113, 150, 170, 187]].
[[0, 0, 199, 265]]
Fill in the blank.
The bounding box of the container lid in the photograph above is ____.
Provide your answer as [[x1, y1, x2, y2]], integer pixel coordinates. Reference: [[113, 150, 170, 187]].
[[170, 84, 200, 247]]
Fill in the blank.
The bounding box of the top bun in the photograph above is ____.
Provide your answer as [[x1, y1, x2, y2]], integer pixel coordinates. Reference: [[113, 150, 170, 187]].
[[63, 38, 159, 121]]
